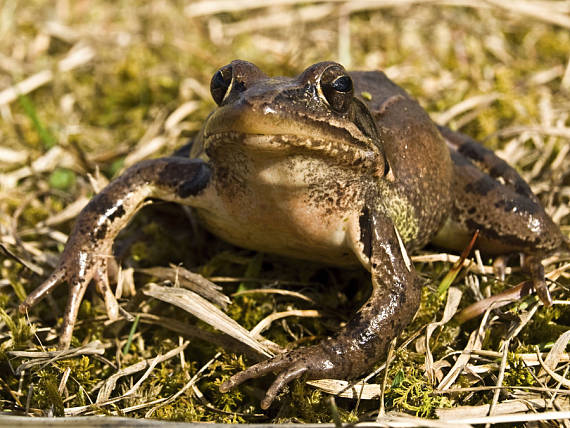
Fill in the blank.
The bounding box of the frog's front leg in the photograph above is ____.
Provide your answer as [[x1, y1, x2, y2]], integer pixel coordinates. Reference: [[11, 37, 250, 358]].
[[20, 158, 212, 349], [220, 203, 422, 409]]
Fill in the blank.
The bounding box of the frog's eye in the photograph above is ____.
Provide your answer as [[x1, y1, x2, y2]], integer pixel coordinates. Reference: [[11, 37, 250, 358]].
[[319, 65, 353, 113], [210, 65, 233, 106]]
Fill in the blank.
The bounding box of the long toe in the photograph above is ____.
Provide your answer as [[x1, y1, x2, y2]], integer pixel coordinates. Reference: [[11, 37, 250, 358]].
[[261, 363, 307, 409]]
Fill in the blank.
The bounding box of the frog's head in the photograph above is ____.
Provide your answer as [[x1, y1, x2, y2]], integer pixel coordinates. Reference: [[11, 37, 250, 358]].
[[202, 60, 388, 177]]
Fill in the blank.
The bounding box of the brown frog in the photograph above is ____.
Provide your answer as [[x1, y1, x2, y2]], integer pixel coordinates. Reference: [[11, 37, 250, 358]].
[[21, 60, 569, 409]]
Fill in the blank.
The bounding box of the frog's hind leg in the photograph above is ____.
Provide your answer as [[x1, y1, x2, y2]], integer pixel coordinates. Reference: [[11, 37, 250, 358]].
[[437, 125, 539, 203], [433, 149, 566, 306]]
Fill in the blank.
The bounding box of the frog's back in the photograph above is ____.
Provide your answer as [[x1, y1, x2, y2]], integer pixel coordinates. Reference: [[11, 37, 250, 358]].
[[351, 70, 454, 250]]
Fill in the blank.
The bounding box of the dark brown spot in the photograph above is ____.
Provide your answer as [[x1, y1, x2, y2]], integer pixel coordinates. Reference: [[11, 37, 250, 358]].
[[359, 206, 372, 260], [465, 177, 496, 196]]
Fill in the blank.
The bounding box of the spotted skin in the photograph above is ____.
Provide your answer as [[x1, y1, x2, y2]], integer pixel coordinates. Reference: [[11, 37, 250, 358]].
[[438, 125, 538, 203], [433, 127, 570, 305]]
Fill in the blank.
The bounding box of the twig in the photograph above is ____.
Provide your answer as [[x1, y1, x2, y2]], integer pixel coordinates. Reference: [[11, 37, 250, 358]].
[[96, 341, 189, 403], [486, 340, 509, 425]]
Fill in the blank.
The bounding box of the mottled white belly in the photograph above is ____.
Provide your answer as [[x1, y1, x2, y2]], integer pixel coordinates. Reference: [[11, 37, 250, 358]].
[[193, 152, 363, 266]]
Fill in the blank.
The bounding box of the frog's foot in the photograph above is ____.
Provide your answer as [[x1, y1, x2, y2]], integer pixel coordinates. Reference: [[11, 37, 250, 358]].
[[491, 254, 552, 305], [220, 342, 350, 409], [525, 255, 552, 307], [19, 243, 114, 349]]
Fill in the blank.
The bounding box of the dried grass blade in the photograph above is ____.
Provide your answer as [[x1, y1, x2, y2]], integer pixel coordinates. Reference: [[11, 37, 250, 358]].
[[0, 45, 94, 106], [425, 287, 462, 383], [140, 265, 230, 308], [0, 146, 75, 189], [437, 397, 570, 418], [224, 5, 334, 37], [250, 309, 321, 336], [443, 410, 570, 425], [536, 345, 570, 389], [307, 379, 380, 400], [96, 341, 188, 403], [0, 147, 27, 164], [145, 352, 221, 417], [233, 288, 315, 303], [413, 252, 509, 275], [457, 262, 570, 324], [539, 329, 570, 381], [11, 341, 105, 374], [359, 414, 472, 428], [186, 0, 309, 17], [487, 341, 509, 417], [497, 125, 570, 139], [505, 303, 539, 342], [433, 93, 500, 125], [38, 196, 90, 228], [438, 326, 483, 390], [164, 101, 200, 131], [483, 0, 570, 29], [143, 283, 271, 357]]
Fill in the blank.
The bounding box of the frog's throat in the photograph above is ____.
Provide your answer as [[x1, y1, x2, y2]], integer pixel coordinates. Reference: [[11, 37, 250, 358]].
[[204, 132, 384, 174]]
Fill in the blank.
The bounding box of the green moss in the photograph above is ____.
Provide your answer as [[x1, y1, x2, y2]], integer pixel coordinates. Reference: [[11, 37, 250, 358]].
[[386, 365, 451, 417], [17, 94, 57, 149], [152, 399, 208, 422], [2, 264, 28, 303], [0, 308, 35, 347], [534, 28, 570, 62], [0, 293, 9, 309], [504, 353, 535, 388], [31, 370, 66, 416], [519, 305, 569, 347], [227, 295, 273, 332], [48, 168, 77, 192], [58, 355, 103, 391]]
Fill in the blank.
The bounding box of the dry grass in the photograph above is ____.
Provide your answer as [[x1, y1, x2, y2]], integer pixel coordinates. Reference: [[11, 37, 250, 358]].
[[0, 0, 569, 425]]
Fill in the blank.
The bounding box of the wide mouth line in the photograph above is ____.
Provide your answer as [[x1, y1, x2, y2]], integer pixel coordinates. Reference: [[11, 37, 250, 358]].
[[204, 131, 366, 148], [203, 131, 380, 169]]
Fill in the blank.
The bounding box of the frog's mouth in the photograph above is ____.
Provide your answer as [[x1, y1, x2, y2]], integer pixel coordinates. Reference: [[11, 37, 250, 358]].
[[204, 131, 380, 171]]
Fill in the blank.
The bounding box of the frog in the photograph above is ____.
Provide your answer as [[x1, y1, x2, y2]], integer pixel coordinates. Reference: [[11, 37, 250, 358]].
[[20, 60, 569, 409]]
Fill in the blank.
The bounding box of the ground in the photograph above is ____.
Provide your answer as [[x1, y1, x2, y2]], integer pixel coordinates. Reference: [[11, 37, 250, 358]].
[[0, 0, 569, 425]]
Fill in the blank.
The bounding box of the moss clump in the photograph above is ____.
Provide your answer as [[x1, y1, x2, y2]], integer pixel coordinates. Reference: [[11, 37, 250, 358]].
[[0, 308, 35, 348], [504, 353, 536, 388], [386, 365, 452, 417], [30, 370, 66, 417]]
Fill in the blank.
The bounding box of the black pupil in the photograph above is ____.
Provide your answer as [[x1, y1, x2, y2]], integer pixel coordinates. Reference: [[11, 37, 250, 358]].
[[214, 70, 230, 89], [332, 76, 351, 92]]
